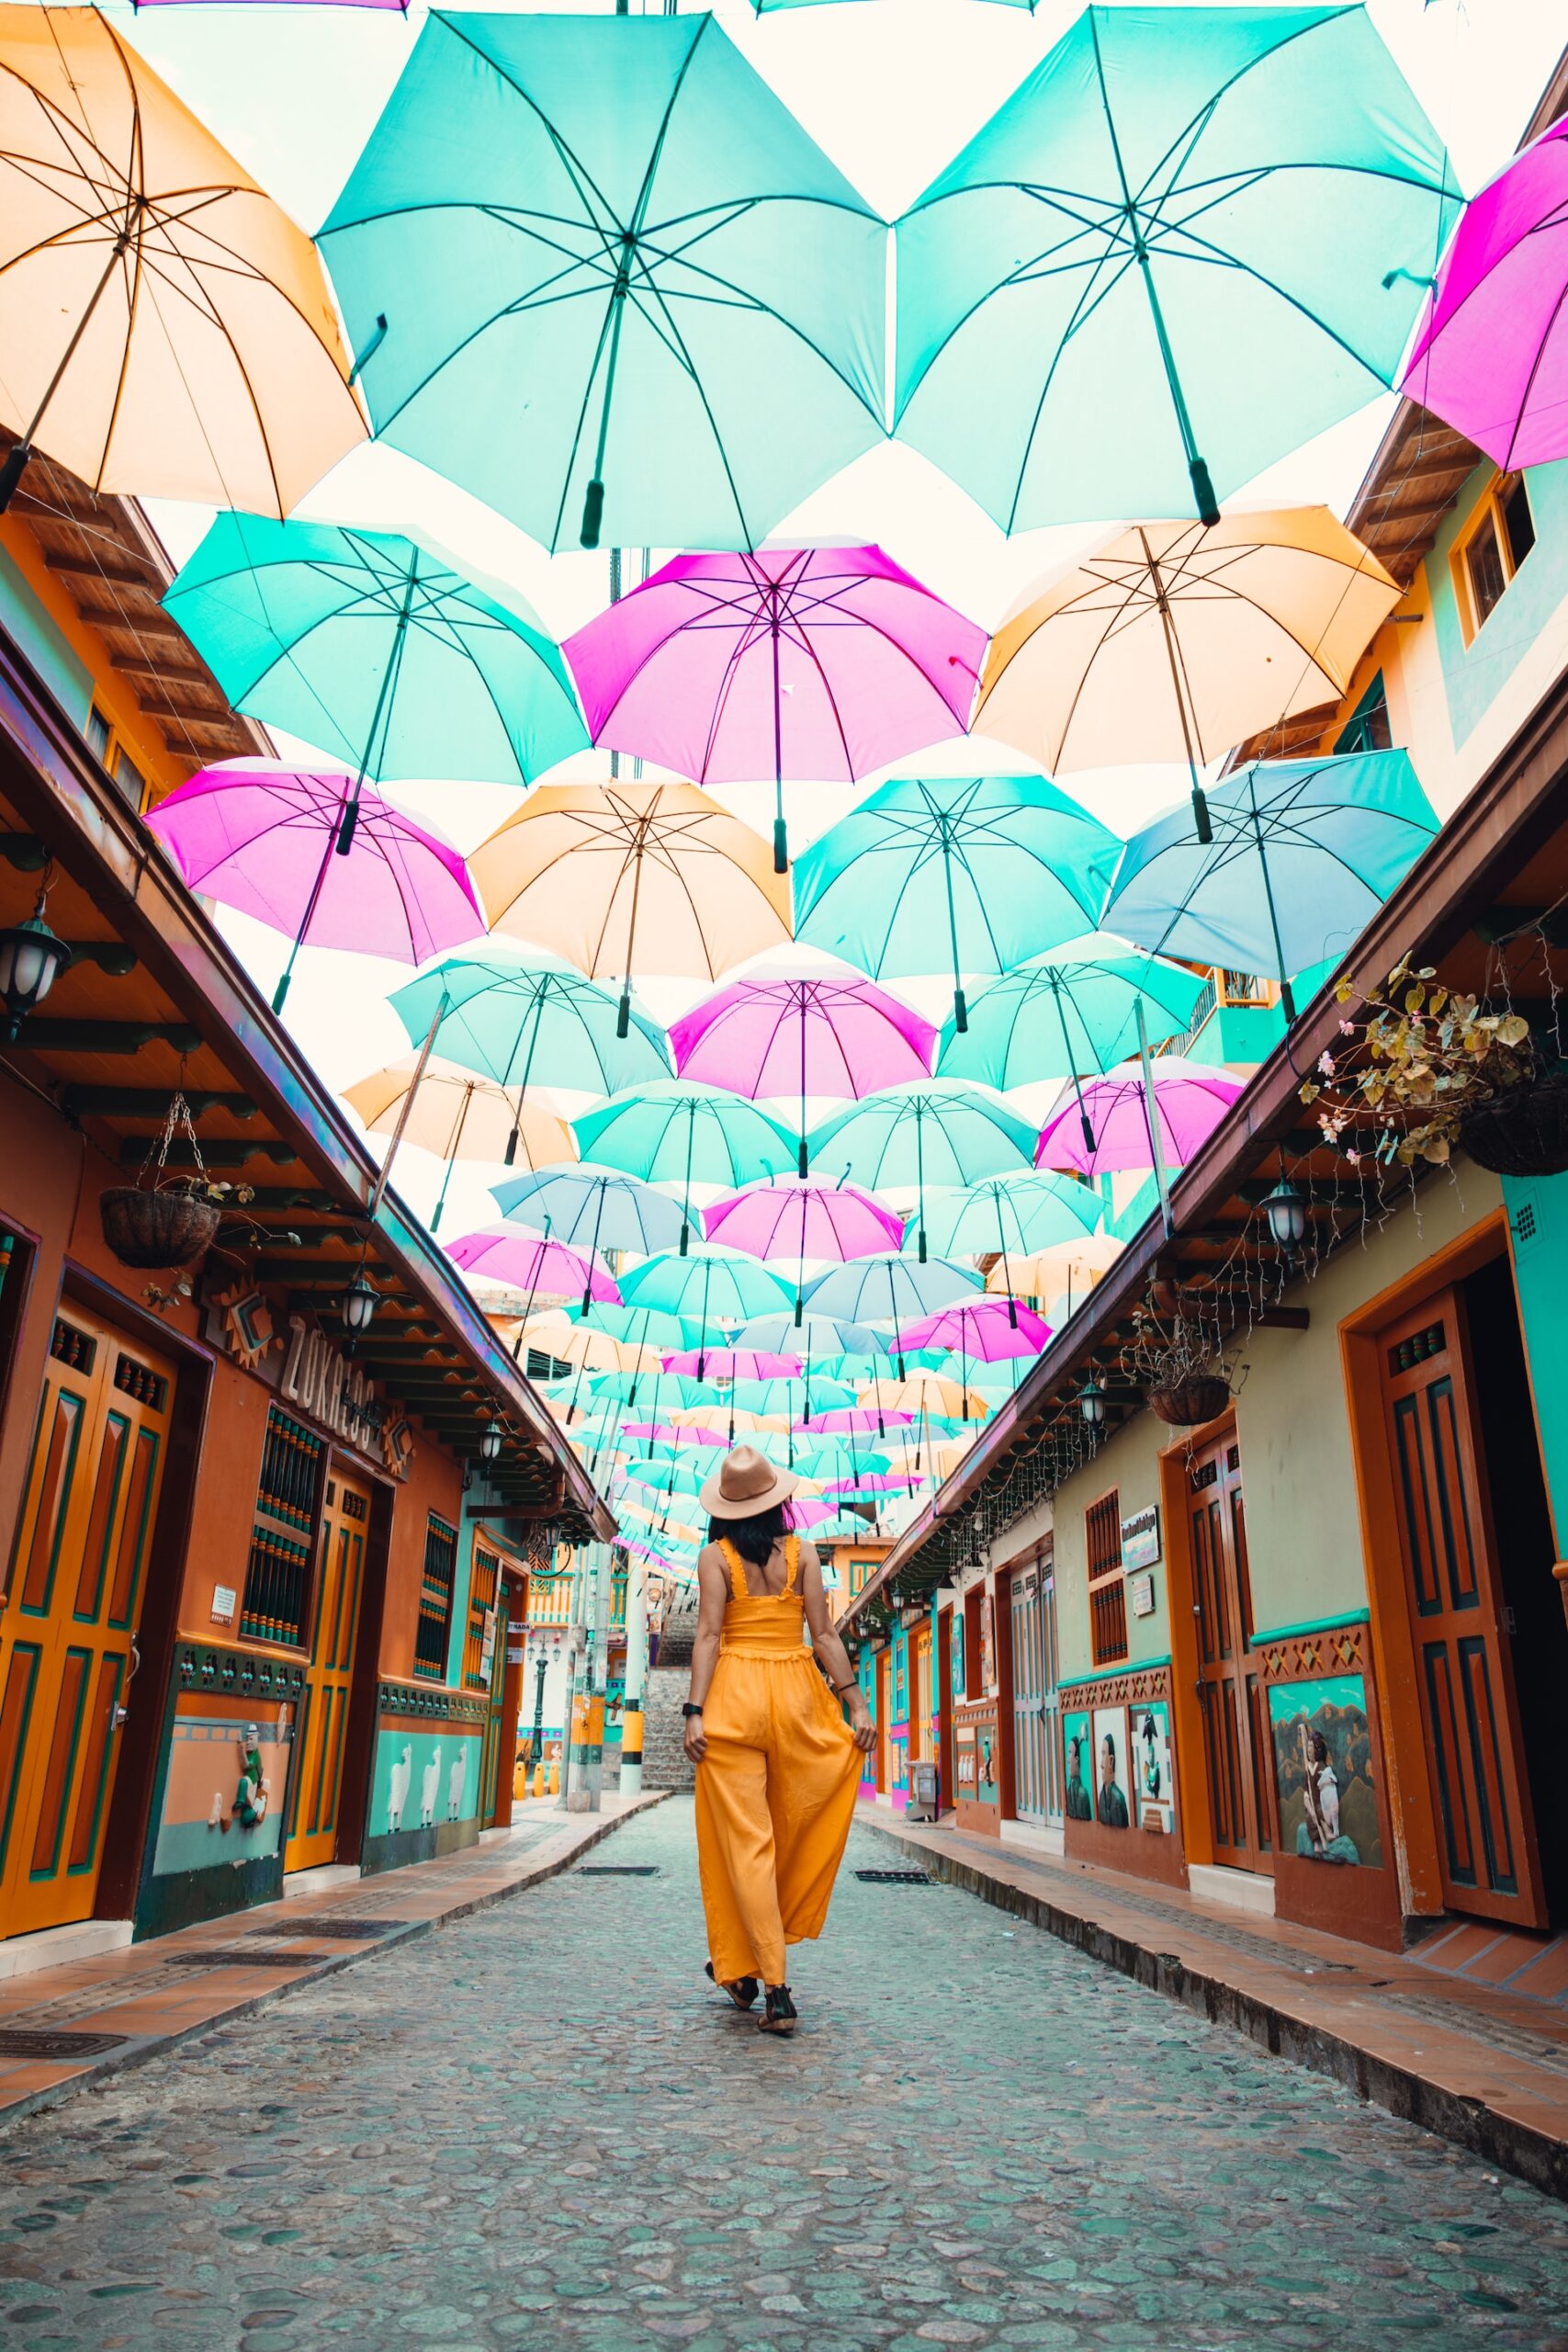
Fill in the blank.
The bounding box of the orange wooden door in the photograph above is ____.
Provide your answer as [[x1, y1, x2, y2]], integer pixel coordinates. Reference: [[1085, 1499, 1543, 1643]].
[[909, 1623, 931, 1762], [1382, 1291, 1545, 1926], [285, 1468, 369, 1873], [875, 1649, 892, 1792], [1190, 1431, 1274, 1875], [0, 1306, 172, 1935]]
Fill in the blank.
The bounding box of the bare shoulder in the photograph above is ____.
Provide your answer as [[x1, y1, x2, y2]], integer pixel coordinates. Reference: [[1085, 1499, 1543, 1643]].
[[797, 1539, 824, 1580]]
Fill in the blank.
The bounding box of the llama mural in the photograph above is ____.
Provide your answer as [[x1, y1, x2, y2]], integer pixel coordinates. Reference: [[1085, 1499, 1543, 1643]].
[[369, 1729, 481, 1845]]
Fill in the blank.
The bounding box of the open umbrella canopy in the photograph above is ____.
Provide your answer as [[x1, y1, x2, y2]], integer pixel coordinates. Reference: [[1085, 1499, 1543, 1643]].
[[801, 1408, 912, 1440], [934, 935, 1206, 1094], [793, 774, 1115, 1032], [446, 1224, 619, 1302], [1102, 751, 1439, 1018], [730, 1376, 854, 1418], [319, 8, 885, 552], [570, 1300, 694, 1351], [661, 1348, 803, 1382], [563, 544, 985, 869], [806, 1252, 980, 1324], [1035, 1057, 1244, 1177], [893, 4, 1456, 533], [904, 1297, 1053, 1362], [491, 1166, 685, 1259], [510, 1311, 656, 1379], [585, 1370, 718, 1415], [809, 1080, 1037, 1260], [734, 1310, 886, 1360], [146, 761, 486, 1013], [987, 1230, 1123, 1298], [624, 1422, 726, 1450], [623, 1457, 709, 1498], [164, 516, 586, 812], [619, 1245, 794, 1327], [0, 6, 365, 516], [574, 1081, 796, 1253], [860, 1370, 987, 1421], [344, 1057, 575, 1232], [470, 779, 793, 1027], [703, 1176, 903, 1261]]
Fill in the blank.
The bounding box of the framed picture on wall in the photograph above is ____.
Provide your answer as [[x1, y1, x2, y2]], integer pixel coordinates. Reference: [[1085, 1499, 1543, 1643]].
[[1092, 1704, 1131, 1829], [1063, 1709, 1093, 1822], [979, 1590, 996, 1692]]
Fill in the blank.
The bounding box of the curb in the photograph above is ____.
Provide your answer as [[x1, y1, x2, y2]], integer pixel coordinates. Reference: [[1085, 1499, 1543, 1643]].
[[0, 1793, 670, 2134], [863, 1814, 1568, 2205]]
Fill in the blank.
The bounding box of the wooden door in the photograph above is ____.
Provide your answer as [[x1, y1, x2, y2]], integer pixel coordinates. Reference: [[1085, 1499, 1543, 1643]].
[[285, 1468, 369, 1873], [1190, 1431, 1274, 1874], [479, 1572, 510, 1827], [1, 1306, 172, 1935], [875, 1650, 892, 1792], [1010, 1557, 1062, 1824], [909, 1623, 931, 1763], [1382, 1290, 1545, 1925]]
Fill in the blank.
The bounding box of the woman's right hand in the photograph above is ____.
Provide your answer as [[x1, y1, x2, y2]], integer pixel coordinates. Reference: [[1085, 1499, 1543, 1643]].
[[847, 1701, 874, 1755], [683, 1711, 707, 1765]]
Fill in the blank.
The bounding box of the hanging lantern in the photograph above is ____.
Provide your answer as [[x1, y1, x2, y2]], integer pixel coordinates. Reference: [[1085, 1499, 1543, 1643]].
[[0, 908, 71, 1041], [1079, 1375, 1107, 1427], [341, 1267, 378, 1336], [1261, 1174, 1308, 1257], [480, 1417, 504, 1463]]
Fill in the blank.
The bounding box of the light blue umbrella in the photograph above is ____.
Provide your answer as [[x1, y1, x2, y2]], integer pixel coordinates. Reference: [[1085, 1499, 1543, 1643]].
[[793, 774, 1116, 1033], [809, 1081, 1037, 1261], [619, 1245, 794, 1329], [585, 1370, 718, 1418], [736, 1310, 886, 1360], [1103, 750, 1439, 1021], [492, 1165, 685, 1259], [573, 1082, 797, 1256], [164, 518, 586, 848], [893, 6, 1457, 535], [807, 1253, 981, 1379], [319, 10, 886, 553], [570, 1301, 694, 1351], [624, 1457, 709, 1498], [916, 1173, 1101, 1261], [730, 1377, 856, 1419], [934, 935, 1209, 1111]]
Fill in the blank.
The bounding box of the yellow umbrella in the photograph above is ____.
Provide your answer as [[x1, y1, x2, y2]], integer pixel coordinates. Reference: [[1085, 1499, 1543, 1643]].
[[507, 1311, 660, 1379], [469, 778, 792, 1033], [987, 1233, 1123, 1303], [973, 510, 1400, 837], [0, 6, 365, 515], [343, 1056, 575, 1232], [858, 1372, 988, 1421]]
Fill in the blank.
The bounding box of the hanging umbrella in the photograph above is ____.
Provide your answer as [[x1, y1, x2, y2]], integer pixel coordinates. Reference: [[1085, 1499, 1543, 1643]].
[[661, 1349, 803, 1382], [586, 1371, 718, 1415], [344, 1057, 575, 1234], [1102, 751, 1439, 1020], [730, 1378, 854, 1419], [509, 1312, 654, 1380], [805, 1254, 980, 1380], [0, 7, 365, 516], [934, 935, 1207, 1155], [793, 774, 1115, 1032], [470, 779, 793, 1038], [802, 1409, 912, 1440], [735, 1310, 885, 1362], [808, 1081, 1036, 1261], [491, 1166, 685, 1260], [703, 1177, 904, 1323], [1399, 117, 1568, 472], [164, 516, 586, 853], [563, 545, 985, 871], [619, 1245, 794, 1330], [986, 1231, 1123, 1317], [972, 514, 1401, 838], [572, 1082, 796, 1256], [146, 761, 486, 1014], [1035, 1057, 1243, 1178], [861, 1371, 987, 1421], [904, 1298, 1052, 1362], [624, 1422, 726, 1451], [670, 964, 935, 1177], [446, 1225, 619, 1304], [893, 4, 1456, 535], [624, 1457, 710, 1499], [570, 1301, 694, 1351], [318, 8, 885, 553], [916, 1173, 1100, 1262], [389, 951, 670, 1170]]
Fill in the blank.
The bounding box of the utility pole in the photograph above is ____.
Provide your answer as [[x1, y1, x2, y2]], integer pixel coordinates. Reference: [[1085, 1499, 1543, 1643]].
[[619, 1555, 648, 1796]]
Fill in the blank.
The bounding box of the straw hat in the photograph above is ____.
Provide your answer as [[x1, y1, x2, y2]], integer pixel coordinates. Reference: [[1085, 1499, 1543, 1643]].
[[698, 1443, 799, 1521]]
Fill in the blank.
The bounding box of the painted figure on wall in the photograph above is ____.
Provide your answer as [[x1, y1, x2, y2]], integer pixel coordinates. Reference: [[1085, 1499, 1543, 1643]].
[[1093, 1706, 1130, 1828], [979, 1593, 996, 1693], [1063, 1710, 1092, 1820], [1268, 1676, 1382, 1869], [1136, 1703, 1176, 1833]]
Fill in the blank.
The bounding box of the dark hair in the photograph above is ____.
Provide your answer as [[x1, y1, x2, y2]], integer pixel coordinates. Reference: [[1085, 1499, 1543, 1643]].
[[709, 1502, 789, 1567]]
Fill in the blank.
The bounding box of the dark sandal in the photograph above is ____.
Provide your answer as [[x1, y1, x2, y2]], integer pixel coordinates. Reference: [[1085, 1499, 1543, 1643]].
[[758, 1984, 797, 2036], [705, 1961, 759, 2011]]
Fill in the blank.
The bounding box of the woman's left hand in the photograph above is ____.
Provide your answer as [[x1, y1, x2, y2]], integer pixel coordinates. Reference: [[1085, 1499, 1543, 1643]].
[[847, 1703, 874, 1755], [683, 1712, 708, 1765]]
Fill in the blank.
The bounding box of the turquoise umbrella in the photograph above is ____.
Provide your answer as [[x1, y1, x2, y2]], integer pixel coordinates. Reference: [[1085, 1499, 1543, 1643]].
[[793, 775, 1116, 1033], [730, 1377, 856, 1419], [917, 1172, 1101, 1260], [570, 1301, 695, 1351], [164, 517, 586, 850], [624, 1457, 709, 1498], [492, 1166, 685, 1258], [736, 1310, 886, 1360], [1103, 751, 1439, 1021], [585, 1370, 717, 1418], [390, 950, 670, 1169], [319, 9, 885, 553], [619, 1246, 794, 1331], [893, 5, 1457, 535], [573, 1082, 797, 1256], [807, 1252, 981, 1380], [809, 1081, 1036, 1261]]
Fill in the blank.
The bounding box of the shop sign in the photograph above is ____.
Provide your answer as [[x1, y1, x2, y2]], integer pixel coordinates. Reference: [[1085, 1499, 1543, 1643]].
[[1121, 1504, 1161, 1572], [279, 1315, 412, 1480], [1128, 1570, 1156, 1618]]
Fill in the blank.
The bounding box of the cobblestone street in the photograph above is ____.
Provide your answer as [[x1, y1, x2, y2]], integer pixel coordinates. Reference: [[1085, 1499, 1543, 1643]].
[[2, 1801, 1565, 2352]]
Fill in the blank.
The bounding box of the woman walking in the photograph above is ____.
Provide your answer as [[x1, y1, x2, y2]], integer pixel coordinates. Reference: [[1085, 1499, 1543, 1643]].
[[683, 1446, 874, 2035]]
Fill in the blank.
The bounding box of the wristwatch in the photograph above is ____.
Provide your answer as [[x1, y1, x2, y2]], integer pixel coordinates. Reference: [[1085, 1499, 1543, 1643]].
[[682, 1702, 704, 1719]]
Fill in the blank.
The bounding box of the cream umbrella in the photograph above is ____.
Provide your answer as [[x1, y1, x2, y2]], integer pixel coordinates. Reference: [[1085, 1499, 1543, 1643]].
[[469, 776, 793, 1036], [986, 1233, 1123, 1306], [973, 510, 1400, 839], [858, 1371, 988, 1421], [343, 1057, 576, 1232], [0, 6, 365, 514], [505, 1311, 661, 1380]]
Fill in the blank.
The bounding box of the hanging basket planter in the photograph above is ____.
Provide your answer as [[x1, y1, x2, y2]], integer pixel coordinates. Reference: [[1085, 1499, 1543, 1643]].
[[99, 1185, 220, 1272], [1147, 1371, 1232, 1428], [1457, 1069, 1568, 1179]]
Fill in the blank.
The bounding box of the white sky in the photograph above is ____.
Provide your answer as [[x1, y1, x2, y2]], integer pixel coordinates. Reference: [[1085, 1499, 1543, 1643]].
[[97, 0, 1568, 1241]]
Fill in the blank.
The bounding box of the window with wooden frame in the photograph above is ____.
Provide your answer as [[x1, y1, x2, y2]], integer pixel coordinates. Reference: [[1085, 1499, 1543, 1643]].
[[962, 1584, 985, 1698], [413, 1513, 458, 1681], [239, 1405, 325, 1646], [1451, 470, 1537, 644], [1085, 1488, 1128, 1668], [463, 1542, 501, 1689]]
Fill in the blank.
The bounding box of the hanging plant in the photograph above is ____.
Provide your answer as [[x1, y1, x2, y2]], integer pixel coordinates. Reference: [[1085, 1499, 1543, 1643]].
[[100, 1091, 253, 1272], [1128, 1299, 1233, 1429], [1298, 958, 1560, 1172]]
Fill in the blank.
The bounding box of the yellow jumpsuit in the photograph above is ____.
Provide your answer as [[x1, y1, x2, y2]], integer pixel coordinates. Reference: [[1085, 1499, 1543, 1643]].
[[694, 1536, 862, 1987]]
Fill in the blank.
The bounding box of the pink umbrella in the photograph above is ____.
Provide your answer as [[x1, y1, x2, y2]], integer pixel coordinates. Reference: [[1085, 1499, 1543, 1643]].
[[822, 1472, 910, 1495], [785, 1495, 838, 1532], [801, 1407, 914, 1437], [623, 1422, 726, 1449], [563, 544, 987, 872], [670, 965, 936, 1174], [1035, 1058, 1244, 1179], [446, 1225, 619, 1306], [904, 1298, 1052, 1363], [661, 1348, 804, 1381], [147, 762, 483, 1014], [1400, 120, 1568, 472], [703, 1176, 904, 1326]]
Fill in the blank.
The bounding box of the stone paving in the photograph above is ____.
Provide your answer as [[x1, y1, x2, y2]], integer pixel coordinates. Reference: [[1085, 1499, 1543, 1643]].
[[2, 1799, 1565, 2352]]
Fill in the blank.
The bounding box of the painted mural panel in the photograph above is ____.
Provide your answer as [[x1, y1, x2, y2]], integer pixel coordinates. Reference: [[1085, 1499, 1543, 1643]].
[[1268, 1676, 1382, 1869], [369, 1727, 481, 1838], [152, 1701, 292, 1877], [951, 1611, 964, 1700], [1092, 1704, 1131, 1830], [1134, 1702, 1176, 1835], [1063, 1709, 1093, 1822]]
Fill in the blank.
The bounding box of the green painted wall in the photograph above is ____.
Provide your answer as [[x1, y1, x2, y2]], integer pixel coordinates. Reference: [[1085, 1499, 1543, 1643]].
[[1053, 1410, 1176, 1685], [0, 542, 92, 724], [1427, 459, 1568, 751], [1501, 1172, 1568, 1560]]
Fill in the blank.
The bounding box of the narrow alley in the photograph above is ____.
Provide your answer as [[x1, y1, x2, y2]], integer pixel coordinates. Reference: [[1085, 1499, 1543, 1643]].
[[1, 1802, 1563, 2352]]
